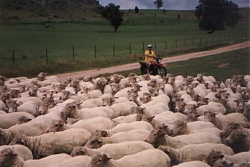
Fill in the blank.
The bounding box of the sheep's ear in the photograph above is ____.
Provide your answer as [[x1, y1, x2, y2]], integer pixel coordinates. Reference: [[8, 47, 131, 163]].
[[241, 131, 248, 137], [102, 153, 111, 161], [213, 112, 219, 115], [59, 120, 64, 126]]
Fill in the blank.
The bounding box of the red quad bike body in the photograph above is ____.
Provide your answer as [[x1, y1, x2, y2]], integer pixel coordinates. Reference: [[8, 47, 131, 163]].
[[139, 58, 167, 77]]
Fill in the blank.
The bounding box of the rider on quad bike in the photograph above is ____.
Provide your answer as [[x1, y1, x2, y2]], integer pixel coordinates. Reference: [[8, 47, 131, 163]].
[[144, 44, 157, 74], [139, 44, 167, 77]]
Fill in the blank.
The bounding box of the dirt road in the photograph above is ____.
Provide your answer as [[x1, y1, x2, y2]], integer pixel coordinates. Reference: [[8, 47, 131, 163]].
[[57, 41, 250, 81]]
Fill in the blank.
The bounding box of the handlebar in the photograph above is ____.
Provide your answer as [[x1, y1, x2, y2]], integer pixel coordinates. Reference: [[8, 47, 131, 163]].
[[146, 55, 156, 59]]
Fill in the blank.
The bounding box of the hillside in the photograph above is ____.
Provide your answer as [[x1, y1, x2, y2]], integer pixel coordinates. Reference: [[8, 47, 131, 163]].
[[0, 0, 103, 23]]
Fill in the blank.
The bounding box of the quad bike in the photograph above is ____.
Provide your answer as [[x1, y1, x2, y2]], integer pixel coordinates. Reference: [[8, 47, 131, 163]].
[[139, 58, 167, 77]]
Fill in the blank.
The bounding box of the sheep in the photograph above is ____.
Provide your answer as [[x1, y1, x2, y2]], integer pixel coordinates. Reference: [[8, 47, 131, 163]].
[[79, 96, 104, 108], [243, 101, 250, 121], [85, 149, 170, 167], [8, 100, 40, 117], [10, 128, 91, 158], [109, 101, 137, 118], [89, 76, 108, 93], [203, 149, 224, 166], [0, 110, 6, 114], [107, 73, 124, 84], [204, 111, 248, 130], [16, 115, 33, 125], [143, 93, 170, 105], [0, 147, 72, 167], [86, 89, 103, 99], [174, 98, 186, 113], [225, 128, 250, 153], [163, 84, 174, 96], [0, 112, 35, 129], [70, 141, 154, 160], [172, 161, 210, 167], [46, 117, 115, 135], [179, 93, 193, 104], [212, 158, 234, 167], [235, 99, 248, 113], [220, 122, 250, 140], [168, 76, 184, 93], [0, 103, 72, 145], [144, 124, 222, 148], [158, 143, 233, 166], [24, 154, 73, 167], [217, 98, 238, 114], [58, 90, 83, 103], [131, 102, 169, 116], [14, 96, 42, 107], [84, 129, 151, 149], [63, 102, 114, 119], [196, 74, 216, 84], [101, 121, 153, 136], [195, 101, 227, 115], [223, 151, 250, 165], [204, 91, 219, 102], [151, 111, 187, 128], [170, 120, 220, 137], [49, 155, 91, 167], [113, 87, 133, 98], [0, 147, 27, 167], [186, 112, 199, 122], [0, 100, 6, 111], [0, 144, 33, 161]]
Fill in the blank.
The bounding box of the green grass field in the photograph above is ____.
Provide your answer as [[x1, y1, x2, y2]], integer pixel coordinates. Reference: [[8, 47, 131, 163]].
[[117, 47, 250, 82], [0, 8, 249, 78]]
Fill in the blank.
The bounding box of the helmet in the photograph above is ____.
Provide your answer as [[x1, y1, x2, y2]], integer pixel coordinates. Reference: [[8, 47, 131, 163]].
[[147, 44, 152, 48]]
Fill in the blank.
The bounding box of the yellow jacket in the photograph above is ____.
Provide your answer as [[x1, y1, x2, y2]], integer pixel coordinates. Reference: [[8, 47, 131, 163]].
[[145, 50, 156, 62]]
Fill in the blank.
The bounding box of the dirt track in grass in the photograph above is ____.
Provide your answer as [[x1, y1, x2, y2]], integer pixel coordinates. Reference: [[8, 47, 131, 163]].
[[56, 41, 250, 81]]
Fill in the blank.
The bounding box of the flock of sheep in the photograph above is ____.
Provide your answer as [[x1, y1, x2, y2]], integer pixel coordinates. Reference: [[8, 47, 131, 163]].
[[0, 71, 250, 167]]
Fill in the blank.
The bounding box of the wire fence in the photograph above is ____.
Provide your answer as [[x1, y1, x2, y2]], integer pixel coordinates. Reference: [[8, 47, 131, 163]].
[[0, 33, 249, 69]]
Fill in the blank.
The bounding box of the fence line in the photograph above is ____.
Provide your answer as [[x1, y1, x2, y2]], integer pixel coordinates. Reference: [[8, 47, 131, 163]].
[[1, 33, 249, 68]]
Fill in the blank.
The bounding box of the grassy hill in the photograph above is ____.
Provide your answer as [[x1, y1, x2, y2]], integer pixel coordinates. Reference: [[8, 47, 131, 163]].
[[0, 0, 102, 23], [0, 2, 249, 78]]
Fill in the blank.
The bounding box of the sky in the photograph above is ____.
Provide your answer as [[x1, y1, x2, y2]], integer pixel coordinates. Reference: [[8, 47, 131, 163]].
[[99, 0, 250, 10]]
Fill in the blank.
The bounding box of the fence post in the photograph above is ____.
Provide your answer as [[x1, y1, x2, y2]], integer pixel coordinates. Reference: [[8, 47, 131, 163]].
[[113, 44, 115, 56], [46, 49, 48, 64], [129, 43, 131, 55], [12, 50, 15, 67], [143, 43, 144, 53], [72, 47, 75, 60], [94, 45, 96, 58]]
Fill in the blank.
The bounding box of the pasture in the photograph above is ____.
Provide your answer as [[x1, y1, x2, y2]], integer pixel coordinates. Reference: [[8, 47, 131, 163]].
[[0, 8, 249, 78]]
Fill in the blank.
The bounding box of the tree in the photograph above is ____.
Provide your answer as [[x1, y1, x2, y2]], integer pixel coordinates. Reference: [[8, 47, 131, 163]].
[[135, 6, 139, 13], [194, 0, 241, 34], [101, 3, 124, 32], [154, 0, 163, 10]]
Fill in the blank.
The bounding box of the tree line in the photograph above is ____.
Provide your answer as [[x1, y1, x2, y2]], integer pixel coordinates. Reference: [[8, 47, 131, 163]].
[[98, 0, 241, 34]]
